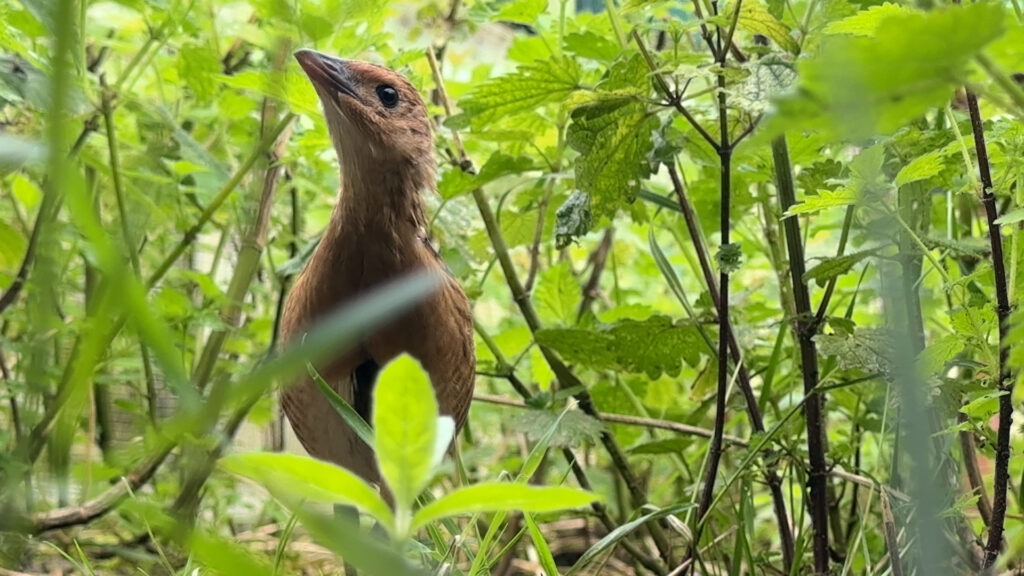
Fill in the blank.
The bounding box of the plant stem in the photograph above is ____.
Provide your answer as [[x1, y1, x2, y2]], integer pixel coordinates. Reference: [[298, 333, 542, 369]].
[[964, 89, 1013, 569], [427, 47, 675, 568], [771, 135, 830, 574]]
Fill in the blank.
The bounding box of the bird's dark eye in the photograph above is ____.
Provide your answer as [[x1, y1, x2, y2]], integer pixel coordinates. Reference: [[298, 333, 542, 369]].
[[375, 84, 399, 108]]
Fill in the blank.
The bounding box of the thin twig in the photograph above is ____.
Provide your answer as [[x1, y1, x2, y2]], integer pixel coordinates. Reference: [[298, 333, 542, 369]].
[[576, 228, 614, 322]]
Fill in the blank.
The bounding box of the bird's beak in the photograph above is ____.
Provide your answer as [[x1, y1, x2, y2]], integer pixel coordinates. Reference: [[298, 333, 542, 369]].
[[294, 49, 360, 102]]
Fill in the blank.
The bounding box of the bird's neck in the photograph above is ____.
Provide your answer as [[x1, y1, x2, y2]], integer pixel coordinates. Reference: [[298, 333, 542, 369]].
[[326, 156, 433, 243]]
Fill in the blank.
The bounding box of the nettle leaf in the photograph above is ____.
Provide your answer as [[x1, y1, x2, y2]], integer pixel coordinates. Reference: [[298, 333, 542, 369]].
[[454, 58, 582, 128], [823, 3, 913, 36], [815, 329, 894, 375], [509, 408, 604, 448], [803, 249, 877, 287], [734, 55, 798, 115], [178, 42, 220, 104], [534, 262, 581, 325], [770, 3, 1006, 139], [438, 151, 537, 199], [784, 188, 857, 216], [730, 0, 799, 54], [554, 190, 593, 248], [917, 334, 964, 375], [496, 0, 547, 24], [536, 316, 705, 378], [995, 207, 1024, 225], [895, 149, 948, 187], [567, 54, 659, 222], [564, 30, 621, 62]]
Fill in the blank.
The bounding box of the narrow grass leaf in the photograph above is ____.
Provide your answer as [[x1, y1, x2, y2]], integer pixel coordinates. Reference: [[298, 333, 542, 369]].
[[523, 512, 559, 576], [309, 363, 374, 448], [569, 502, 695, 574]]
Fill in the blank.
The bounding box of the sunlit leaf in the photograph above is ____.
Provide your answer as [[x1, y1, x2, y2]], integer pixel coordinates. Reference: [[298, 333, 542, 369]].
[[411, 483, 598, 530]]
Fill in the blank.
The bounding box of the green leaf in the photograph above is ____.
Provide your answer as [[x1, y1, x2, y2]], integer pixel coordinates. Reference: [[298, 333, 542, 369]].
[[916, 334, 964, 375], [190, 531, 275, 576], [286, 501, 428, 576], [524, 512, 559, 576], [960, 390, 1006, 420], [536, 316, 705, 378], [439, 152, 538, 199], [995, 207, 1024, 225], [564, 30, 621, 62], [895, 149, 947, 187], [769, 3, 1006, 139], [373, 354, 438, 513], [220, 452, 393, 526], [784, 189, 857, 216], [0, 220, 27, 270], [815, 329, 894, 375], [178, 42, 220, 104], [309, 363, 375, 449], [568, 503, 695, 574], [534, 262, 581, 324], [509, 408, 604, 448], [731, 0, 799, 54], [411, 483, 598, 530], [567, 54, 658, 220], [802, 249, 876, 287], [457, 58, 581, 128], [496, 0, 547, 24], [823, 3, 913, 36]]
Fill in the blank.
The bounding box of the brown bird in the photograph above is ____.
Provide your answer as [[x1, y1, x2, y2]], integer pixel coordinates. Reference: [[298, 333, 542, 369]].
[[280, 50, 475, 488]]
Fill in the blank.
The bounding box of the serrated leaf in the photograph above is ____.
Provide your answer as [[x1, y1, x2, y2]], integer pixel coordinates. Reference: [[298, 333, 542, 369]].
[[895, 149, 947, 187], [496, 0, 546, 24], [411, 483, 598, 530], [534, 262, 581, 324], [567, 54, 657, 220], [824, 3, 913, 36], [440, 151, 538, 199], [995, 207, 1024, 225], [564, 30, 621, 62], [815, 329, 894, 375], [802, 249, 876, 287], [731, 0, 799, 54], [785, 188, 857, 216], [768, 3, 1006, 140], [374, 354, 438, 512], [509, 408, 604, 448], [961, 390, 1006, 419], [178, 42, 220, 104], [536, 316, 705, 378], [458, 58, 581, 127], [916, 335, 964, 375]]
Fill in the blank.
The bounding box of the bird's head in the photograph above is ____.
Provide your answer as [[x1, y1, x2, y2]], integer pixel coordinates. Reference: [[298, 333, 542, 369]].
[[295, 49, 434, 179]]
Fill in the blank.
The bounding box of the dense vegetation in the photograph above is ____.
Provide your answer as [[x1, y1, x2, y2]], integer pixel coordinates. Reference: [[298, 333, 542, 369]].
[[1, 0, 1023, 574]]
